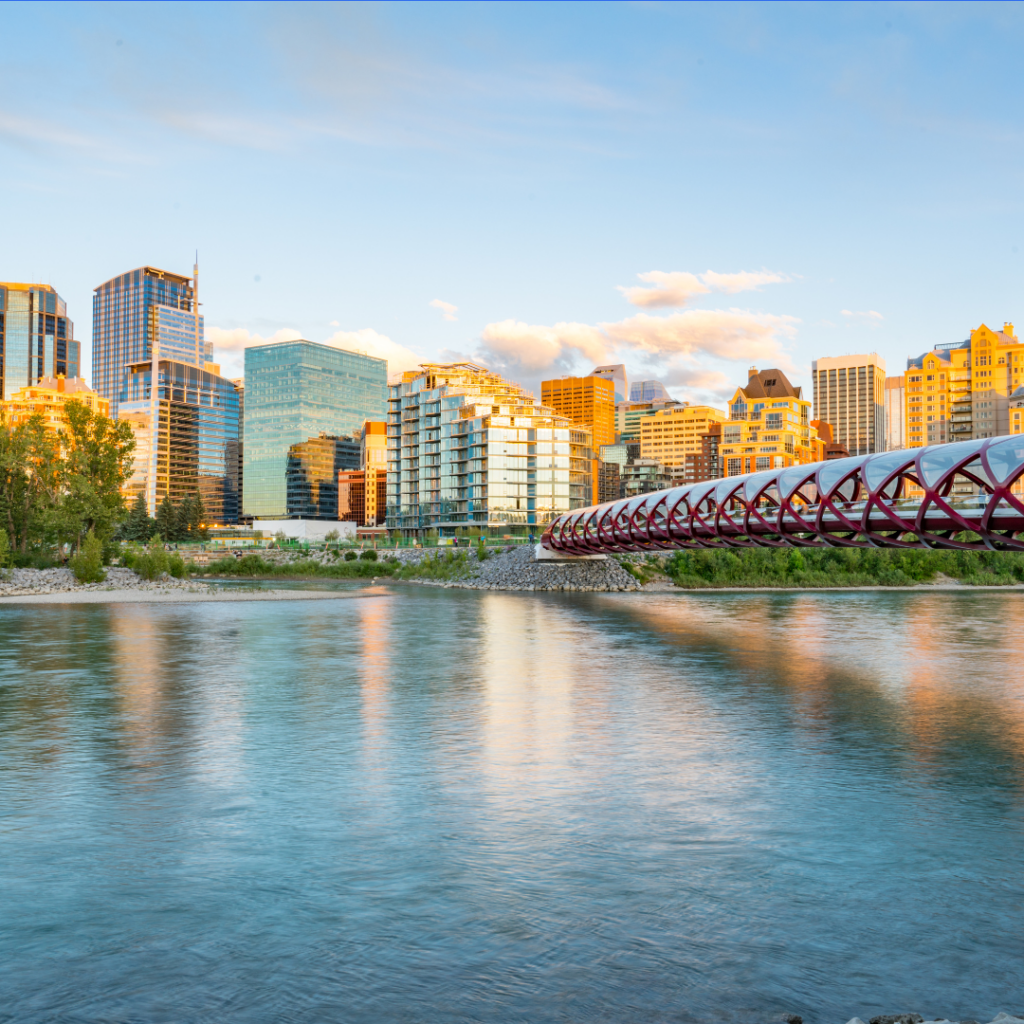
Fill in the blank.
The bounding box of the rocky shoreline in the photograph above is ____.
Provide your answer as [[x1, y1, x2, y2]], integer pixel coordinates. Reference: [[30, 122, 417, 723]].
[[840, 1012, 1023, 1024], [0, 565, 210, 598]]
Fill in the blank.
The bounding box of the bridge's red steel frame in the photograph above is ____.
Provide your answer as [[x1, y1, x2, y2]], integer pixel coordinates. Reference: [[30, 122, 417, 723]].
[[541, 436, 1024, 553]]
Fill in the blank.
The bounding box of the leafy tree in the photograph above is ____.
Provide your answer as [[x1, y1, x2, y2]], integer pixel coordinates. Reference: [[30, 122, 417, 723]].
[[156, 496, 177, 542], [58, 400, 135, 550], [70, 529, 106, 584], [0, 411, 62, 555], [0, 526, 10, 571]]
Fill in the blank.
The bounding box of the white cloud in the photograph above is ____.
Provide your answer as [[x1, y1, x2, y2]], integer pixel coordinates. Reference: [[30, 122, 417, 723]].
[[430, 298, 458, 321], [619, 268, 789, 308], [329, 319, 340, 327], [207, 325, 423, 378], [479, 319, 607, 373], [841, 309, 884, 321]]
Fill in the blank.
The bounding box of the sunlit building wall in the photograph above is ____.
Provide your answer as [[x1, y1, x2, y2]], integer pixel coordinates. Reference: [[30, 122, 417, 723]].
[[0, 282, 79, 400], [2, 376, 107, 433], [885, 375, 905, 451], [638, 404, 725, 471], [812, 353, 886, 456], [386, 362, 593, 537], [243, 340, 387, 519]]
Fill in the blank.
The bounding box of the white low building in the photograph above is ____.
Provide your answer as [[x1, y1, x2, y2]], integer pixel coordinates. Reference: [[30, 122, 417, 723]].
[[253, 519, 357, 542]]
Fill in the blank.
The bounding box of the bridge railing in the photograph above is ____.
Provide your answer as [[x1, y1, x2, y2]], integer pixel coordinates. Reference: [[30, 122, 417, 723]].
[[542, 435, 1024, 553]]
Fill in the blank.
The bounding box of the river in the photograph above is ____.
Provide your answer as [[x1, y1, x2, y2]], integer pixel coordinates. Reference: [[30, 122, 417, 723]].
[[2, 587, 1023, 1023]]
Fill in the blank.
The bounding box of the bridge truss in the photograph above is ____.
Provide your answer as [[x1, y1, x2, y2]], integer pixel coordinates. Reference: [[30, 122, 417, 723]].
[[542, 436, 1024, 554]]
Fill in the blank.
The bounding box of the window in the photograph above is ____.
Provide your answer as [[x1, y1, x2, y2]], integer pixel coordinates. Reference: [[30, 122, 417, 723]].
[[727, 458, 742, 476]]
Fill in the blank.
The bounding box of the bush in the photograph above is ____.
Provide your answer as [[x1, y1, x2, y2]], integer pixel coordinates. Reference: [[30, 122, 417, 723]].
[[344, 550, 358, 561], [359, 549, 378, 561], [0, 527, 10, 571], [476, 539, 490, 561], [70, 530, 107, 584], [168, 553, 187, 579], [130, 536, 171, 581], [397, 550, 474, 581]]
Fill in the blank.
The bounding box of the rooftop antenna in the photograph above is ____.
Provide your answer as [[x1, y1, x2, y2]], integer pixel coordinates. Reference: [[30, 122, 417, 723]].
[[193, 252, 201, 369]]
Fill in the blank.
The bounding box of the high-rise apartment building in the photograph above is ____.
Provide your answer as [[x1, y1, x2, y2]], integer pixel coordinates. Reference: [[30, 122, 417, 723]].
[[720, 367, 825, 476], [243, 340, 387, 519], [119, 358, 241, 523], [92, 265, 212, 419], [2, 376, 106, 433], [386, 362, 593, 538], [540, 375, 616, 447], [812, 353, 886, 456], [590, 364, 628, 403], [0, 283, 80, 400], [638, 404, 725, 471], [616, 398, 683, 443], [884, 375, 905, 451], [904, 323, 1024, 448], [629, 379, 669, 402]]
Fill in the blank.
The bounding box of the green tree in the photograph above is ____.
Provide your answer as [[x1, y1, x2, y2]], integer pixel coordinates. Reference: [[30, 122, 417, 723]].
[[0, 526, 10, 572], [156, 496, 177, 541], [123, 494, 153, 542], [175, 494, 194, 542], [0, 411, 62, 556], [70, 528, 107, 584], [191, 489, 208, 540], [58, 400, 135, 550]]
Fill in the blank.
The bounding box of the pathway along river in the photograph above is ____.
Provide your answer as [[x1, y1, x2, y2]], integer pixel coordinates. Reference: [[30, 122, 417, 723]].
[[2, 586, 1024, 1023]]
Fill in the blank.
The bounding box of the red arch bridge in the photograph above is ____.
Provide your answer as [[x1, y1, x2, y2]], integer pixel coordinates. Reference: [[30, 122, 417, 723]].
[[541, 436, 1024, 554]]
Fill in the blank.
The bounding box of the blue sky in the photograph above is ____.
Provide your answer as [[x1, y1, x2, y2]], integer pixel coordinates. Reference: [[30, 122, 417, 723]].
[[4, 1, 1024, 403]]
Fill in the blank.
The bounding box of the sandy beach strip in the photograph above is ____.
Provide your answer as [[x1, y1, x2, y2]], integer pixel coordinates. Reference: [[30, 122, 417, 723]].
[[0, 587, 383, 605]]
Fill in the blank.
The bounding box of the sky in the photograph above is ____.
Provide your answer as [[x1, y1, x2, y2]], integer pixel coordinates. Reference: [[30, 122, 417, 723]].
[[4, 0, 1024, 405]]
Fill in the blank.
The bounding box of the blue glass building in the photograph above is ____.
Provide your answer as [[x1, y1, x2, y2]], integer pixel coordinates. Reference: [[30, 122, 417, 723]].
[[0, 282, 80, 400], [92, 266, 211, 418], [243, 340, 387, 519]]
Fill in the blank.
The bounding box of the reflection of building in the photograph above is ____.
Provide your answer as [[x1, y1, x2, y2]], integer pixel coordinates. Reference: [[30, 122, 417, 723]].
[[720, 367, 824, 476], [590, 364, 627, 403], [622, 459, 672, 497], [243, 340, 387, 519], [2, 375, 107, 432], [285, 433, 360, 518], [92, 265, 210, 419], [629, 379, 669, 402], [386, 362, 593, 538], [638, 404, 725, 472], [884, 375, 905, 451], [905, 323, 1024, 448], [119, 358, 240, 523], [0, 282, 80, 400], [812, 353, 886, 456], [338, 468, 387, 526], [541, 375, 616, 447]]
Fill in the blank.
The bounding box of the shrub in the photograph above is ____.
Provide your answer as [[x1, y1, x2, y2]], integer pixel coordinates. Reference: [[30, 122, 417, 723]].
[[70, 530, 107, 584], [359, 549, 378, 561], [168, 553, 187, 579], [344, 550, 358, 561], [131, 536, 171, 581], [476, 539, 490, 561], [0, 527, 10, 571]]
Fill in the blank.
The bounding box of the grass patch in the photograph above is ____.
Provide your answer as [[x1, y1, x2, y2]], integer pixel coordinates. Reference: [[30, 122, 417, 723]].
[[203, 554, 397, 579], [395, 551, 475, 581], [662, 546, 1024, 589]]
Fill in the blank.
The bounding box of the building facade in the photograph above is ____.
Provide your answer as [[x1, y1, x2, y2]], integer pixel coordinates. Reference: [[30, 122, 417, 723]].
[[361, 420, 388, 471], [119, 358, 241, 523], [285, 434, 360, 519], [622, 459, 672, 497], [92, 266, 211, 419], [812, 353, 886, 456], [590, 364, 628, 403], [884, 375, 905, 451], [629, 379, 669, 402], [616, 398, 683, 443], [338, 468, 387, 527], [2, 376, 107, 433], [720, 367, 825, 476], [386, 362, 593, 538], [638, 404, 725, 471], [904, 323, 1024, 449], [242, 340, 387, 519], [0, 283, 80, 401], [540, 375, 616, 448]]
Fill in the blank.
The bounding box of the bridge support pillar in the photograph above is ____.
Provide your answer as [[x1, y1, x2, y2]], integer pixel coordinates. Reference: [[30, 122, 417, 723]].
[[534, 544, 607, 562]]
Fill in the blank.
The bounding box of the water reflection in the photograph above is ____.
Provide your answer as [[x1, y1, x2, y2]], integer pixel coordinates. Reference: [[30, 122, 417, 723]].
[[1, 590, 1023, 1024]]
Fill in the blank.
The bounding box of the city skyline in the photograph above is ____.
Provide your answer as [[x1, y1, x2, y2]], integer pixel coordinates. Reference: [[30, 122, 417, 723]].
[[6, 3, 1024, 405]]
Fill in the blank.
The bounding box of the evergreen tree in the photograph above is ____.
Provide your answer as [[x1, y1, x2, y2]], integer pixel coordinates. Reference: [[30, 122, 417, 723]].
[[191, 489, 208, 540], [124, 495, 152, 542], [175, 494, 193, 542], [155, 495, 176, 542]]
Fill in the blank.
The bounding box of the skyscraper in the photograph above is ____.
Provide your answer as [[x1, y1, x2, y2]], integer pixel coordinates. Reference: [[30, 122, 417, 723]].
[[590, 364, 628, 403], [811, 353, 886, 456], [884, 375, 905, 451], [540, 375, 616, 447], [629, 379, 669, 402], [0, 282, 80, 400], [243, 340, 388, 519], [92, 265, 211, 418]]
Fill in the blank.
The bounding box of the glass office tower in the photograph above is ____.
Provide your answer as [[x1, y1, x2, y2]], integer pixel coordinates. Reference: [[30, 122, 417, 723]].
[[0, 282, 80, 400], [119, 359, 241, 524], [92, 266, 211, 418], [243, 340, 388, 519]]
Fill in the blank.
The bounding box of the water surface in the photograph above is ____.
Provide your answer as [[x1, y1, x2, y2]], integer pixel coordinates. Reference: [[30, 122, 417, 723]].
[[2, 588, 1023, 1023]]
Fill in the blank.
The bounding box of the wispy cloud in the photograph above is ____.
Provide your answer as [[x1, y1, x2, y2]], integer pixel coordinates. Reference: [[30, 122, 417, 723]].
[[619, 269, 789, 308], [841, 309, 884, 325], [430, 298, 458, 322]]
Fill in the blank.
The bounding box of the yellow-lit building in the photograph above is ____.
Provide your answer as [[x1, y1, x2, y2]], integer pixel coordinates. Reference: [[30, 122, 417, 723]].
[[719, 367, 825, 476], [360, 420, 388, 471], [905, 323, 1024, 448], [540, 375, 616, 447], [638, 404, 725, 471], [1011, 386, 1024, 435], [1, 375, 108, 433]]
